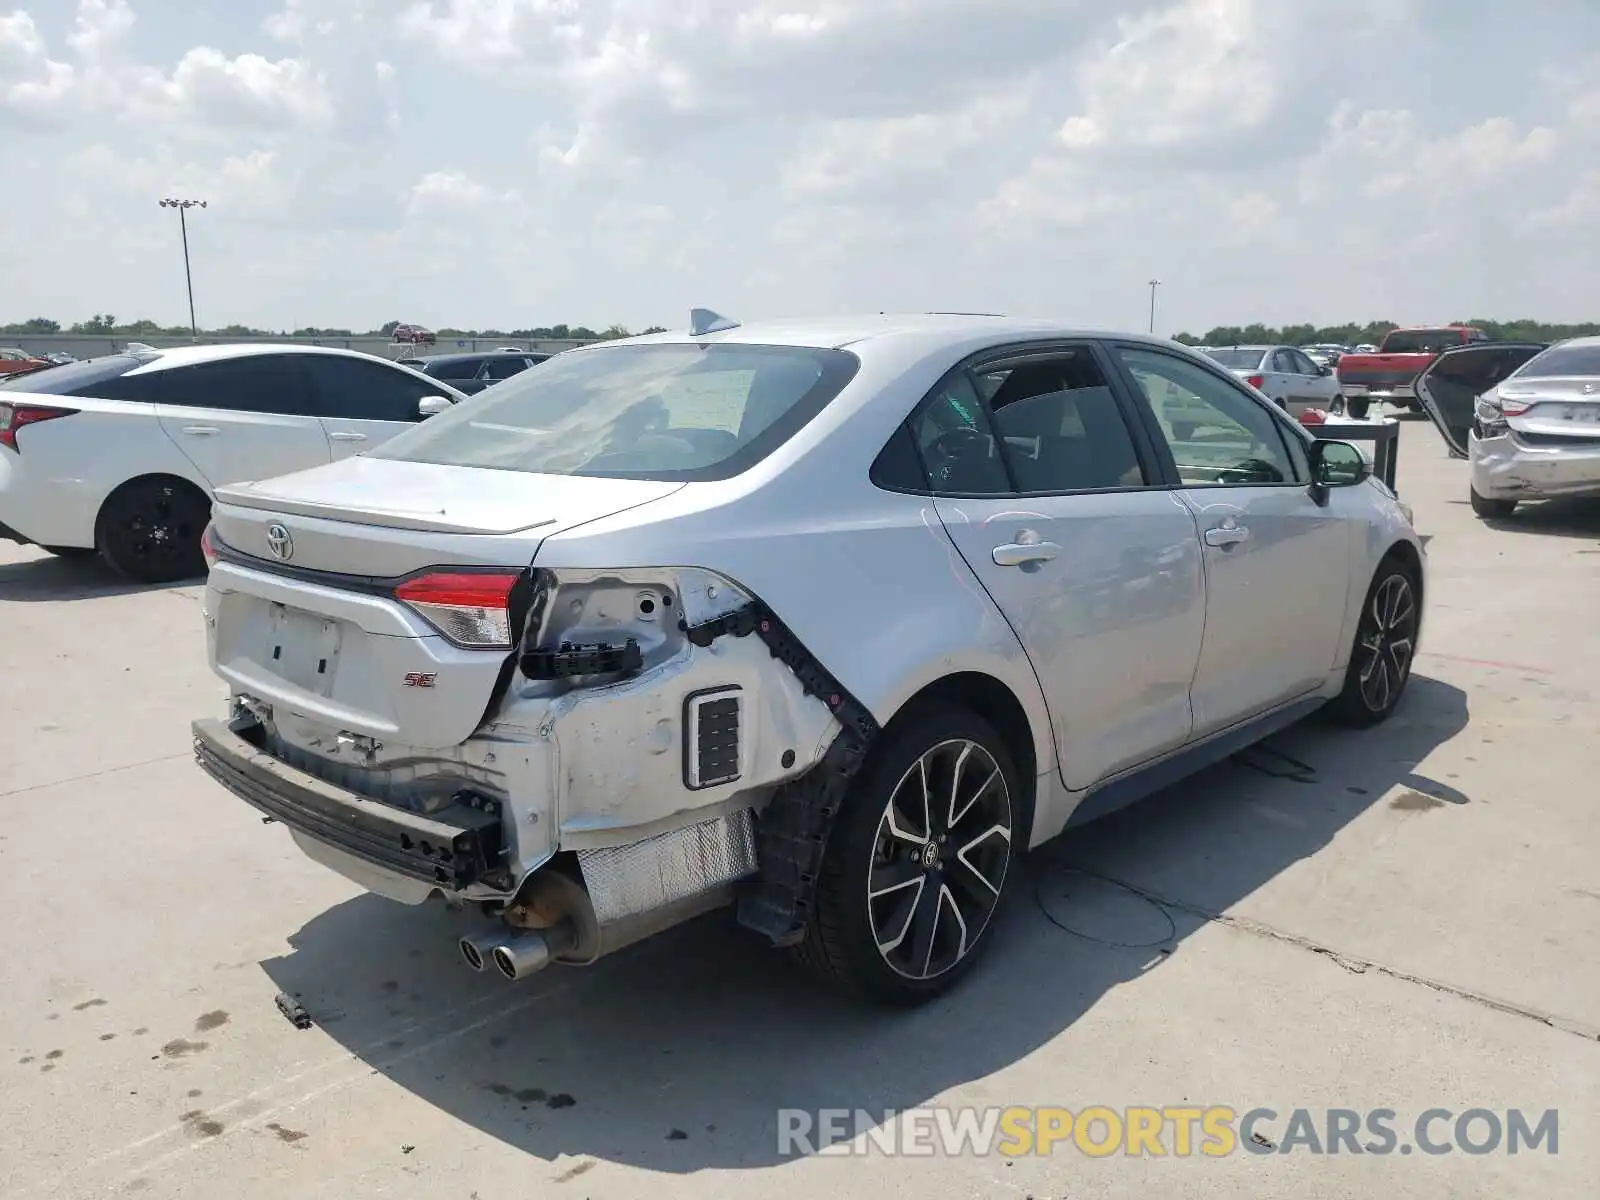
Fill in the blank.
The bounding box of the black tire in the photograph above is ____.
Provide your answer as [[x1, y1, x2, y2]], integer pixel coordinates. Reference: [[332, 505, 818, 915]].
[[95, 478, 210, 583], [40, 545, 96, 558], [1326, 558, 1420, 728], [797, 704, 1022, 1006], [1345, 396, 1370, 420], [1469, 488, 1516, 520]]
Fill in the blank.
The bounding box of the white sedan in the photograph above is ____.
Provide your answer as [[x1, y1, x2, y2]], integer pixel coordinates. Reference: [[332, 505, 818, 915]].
[[0, 344, 464, 582], [1203, 345, 1343, 417]]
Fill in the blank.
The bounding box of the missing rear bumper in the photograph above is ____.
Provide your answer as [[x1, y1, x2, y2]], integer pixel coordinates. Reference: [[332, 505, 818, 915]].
[[192, 717, 507, 889]]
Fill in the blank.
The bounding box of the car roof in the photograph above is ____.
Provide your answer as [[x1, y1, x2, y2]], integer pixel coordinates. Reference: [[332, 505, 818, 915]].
[[408, 350, 535, 364], [120, 343, 411, 372], [1206, 344, 1273, 352], [585, 313, 1187, 360]]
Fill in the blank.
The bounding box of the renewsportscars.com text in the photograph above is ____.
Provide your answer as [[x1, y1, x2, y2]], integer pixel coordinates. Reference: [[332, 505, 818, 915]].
[[777, 1106, 1559, 1158]]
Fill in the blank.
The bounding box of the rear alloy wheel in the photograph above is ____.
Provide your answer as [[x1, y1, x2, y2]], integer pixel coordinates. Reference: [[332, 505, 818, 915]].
[[1469, 488, 1517, 520], [799, 707, 1019, 1005], [1327, 562, 1419, 728], [97, 479, 210, 583]]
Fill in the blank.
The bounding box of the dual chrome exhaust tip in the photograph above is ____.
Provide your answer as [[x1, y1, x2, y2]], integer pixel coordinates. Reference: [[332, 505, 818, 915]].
[[459, 922, 577, 981]]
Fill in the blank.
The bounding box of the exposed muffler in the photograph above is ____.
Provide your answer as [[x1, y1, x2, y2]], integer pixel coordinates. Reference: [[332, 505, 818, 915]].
[[491, 921, 578, 981]]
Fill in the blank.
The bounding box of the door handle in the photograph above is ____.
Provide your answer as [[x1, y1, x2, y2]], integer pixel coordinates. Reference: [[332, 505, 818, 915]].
[[181, 425, 219, 436], [992, 540, 1061, 567], [328, 431, 367, 442], [1203, 525, 1250, 548]]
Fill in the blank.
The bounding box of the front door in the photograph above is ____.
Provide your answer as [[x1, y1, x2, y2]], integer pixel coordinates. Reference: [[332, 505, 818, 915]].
[[1109, 344, 1353, 737], [917, 344, 1208, 792], [297, 354, 451, 460], [1416, 343, 1548, 458]]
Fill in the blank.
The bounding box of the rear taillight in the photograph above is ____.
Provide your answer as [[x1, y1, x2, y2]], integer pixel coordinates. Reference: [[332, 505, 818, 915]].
[[200, 522, 218, 568], [395, 570, 521, 648], [1497, 396, 1534, 416], [0, 402, 77, 452], [1245, 374, 1265, 390]]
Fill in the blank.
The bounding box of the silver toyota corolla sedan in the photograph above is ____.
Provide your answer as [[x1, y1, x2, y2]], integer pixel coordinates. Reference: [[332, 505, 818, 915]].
[[1416, 335, 1600, 518], [190, 311, 1425, 1005]]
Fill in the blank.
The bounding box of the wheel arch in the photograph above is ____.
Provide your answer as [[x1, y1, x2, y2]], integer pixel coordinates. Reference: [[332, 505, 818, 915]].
[[1379, 538, 1425, 636], [877, 670, 1041, 842]]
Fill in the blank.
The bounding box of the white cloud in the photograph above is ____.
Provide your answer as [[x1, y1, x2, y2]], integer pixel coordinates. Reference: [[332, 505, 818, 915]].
[[4, 0, 1600, 334]]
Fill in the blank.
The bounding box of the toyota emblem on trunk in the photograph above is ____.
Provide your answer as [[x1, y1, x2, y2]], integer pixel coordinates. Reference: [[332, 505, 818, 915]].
[[265, 523, 294, 561]]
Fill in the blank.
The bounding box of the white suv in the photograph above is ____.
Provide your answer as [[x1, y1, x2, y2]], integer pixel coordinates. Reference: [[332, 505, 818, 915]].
[[0, 345, 463, 581]]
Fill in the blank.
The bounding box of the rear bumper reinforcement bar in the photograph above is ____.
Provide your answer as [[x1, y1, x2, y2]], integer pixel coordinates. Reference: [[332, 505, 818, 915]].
[[192, 718, 505, 889]]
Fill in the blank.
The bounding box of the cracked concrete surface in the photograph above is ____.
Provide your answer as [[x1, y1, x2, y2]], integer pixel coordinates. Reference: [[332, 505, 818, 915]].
[[1, 417, 1597, 1198]]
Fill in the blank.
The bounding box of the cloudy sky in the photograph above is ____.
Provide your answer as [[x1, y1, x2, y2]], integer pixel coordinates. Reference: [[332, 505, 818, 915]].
[[2, 0, 1596, 335]]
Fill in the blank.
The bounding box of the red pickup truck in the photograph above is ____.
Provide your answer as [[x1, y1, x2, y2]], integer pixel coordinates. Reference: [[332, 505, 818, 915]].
[[1337, 325, 1488, 417]]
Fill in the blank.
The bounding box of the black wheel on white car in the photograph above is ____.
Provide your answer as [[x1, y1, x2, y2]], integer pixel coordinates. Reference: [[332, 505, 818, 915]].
[[1326, 559, 1420, 728], [1469, 488, 1517, 519], [799, 705, 1020, 1005], [96, 478, 210, 583]]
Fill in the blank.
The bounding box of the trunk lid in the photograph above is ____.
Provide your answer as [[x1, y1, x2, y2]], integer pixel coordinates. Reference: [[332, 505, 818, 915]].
[[1502, 378, 1600, 440], [207, 457, 683, 749], [1415, 343, 1547, 458]]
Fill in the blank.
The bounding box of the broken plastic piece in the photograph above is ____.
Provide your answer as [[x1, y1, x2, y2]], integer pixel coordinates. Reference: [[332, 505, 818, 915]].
[[274, 992, 313, 1030], [520, 638, 643, 680]]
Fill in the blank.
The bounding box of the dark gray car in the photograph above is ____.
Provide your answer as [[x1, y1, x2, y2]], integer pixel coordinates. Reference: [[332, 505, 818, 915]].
[[400, 350, 550, 395]]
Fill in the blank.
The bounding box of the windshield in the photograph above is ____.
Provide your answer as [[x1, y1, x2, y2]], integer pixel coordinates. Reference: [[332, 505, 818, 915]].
[[1202, 348, 1267, 370], [1380, 329, 1466, 354], [368, 342, 860, 480], [1513, 344, 1600, 380]]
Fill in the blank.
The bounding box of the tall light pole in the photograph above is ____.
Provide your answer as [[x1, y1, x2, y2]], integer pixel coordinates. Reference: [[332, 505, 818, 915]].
[[1147, 278, 1161, 335], [159, 198, 207, 339]]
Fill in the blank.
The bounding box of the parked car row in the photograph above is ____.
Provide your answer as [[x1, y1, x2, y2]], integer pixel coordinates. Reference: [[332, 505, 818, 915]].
[[175, 310, 1427, 1005]]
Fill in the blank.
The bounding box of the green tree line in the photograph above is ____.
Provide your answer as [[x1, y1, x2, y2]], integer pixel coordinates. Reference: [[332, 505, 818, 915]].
[[1172, 318, 1600, 347], [0, 315, 668, 340]]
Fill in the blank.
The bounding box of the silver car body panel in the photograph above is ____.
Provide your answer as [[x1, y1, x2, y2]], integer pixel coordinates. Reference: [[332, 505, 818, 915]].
[[195, 315, 1424, 928]]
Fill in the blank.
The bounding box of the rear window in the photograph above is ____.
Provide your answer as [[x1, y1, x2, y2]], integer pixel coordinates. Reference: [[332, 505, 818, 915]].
[[1202, 348, 1267, 370], [0, 354, 140, 395], [1514, 344, 1600, 379], [368, 342, 860, 480], [1380, 329, 1468, 354]]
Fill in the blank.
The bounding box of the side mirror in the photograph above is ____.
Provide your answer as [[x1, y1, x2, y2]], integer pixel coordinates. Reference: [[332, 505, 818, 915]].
[[418, 395, 452, 417], [1310, 439, 1371, 490]]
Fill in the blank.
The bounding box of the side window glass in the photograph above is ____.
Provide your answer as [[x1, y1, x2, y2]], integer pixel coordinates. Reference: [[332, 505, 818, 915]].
[[481, 356, 532, 381], [303, 355, 438, 423], [910, 372, 1011, 495], [1293, 351, 1320, 375], [429, 359, 481, 382], [1115, 347, 1300, 486], [984, 351, 1147, 491], [1270, 350, 1295, 374], [156, 356, 318, 415]]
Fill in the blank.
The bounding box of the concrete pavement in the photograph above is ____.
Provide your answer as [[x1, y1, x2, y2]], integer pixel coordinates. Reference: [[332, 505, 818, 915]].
[[2, 416, 1596, 1198]]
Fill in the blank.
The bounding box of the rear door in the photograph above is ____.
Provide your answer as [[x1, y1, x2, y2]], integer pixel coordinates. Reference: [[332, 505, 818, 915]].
[[1287, 349, 1340, 408], [917, 343, 1208, 791], [1109, 343, 1353, 736], [1416, 343, 1547, 458], [300, 353, 457, 459], [154, 355, 333, 487]]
